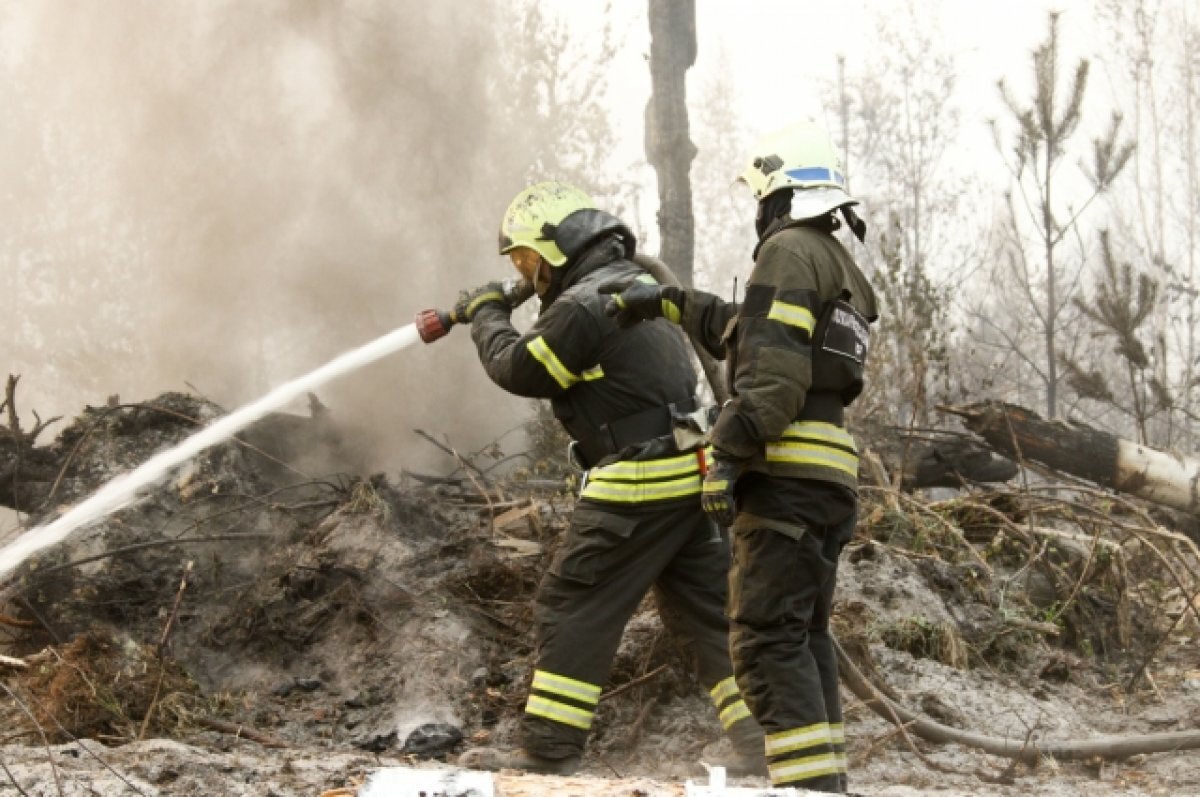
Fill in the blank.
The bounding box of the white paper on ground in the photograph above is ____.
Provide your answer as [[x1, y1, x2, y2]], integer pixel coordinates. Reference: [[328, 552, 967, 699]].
[[359, 766, 494, 797]]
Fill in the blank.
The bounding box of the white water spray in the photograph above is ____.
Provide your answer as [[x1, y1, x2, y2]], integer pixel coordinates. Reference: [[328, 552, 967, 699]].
[[0, 323, 423, 581]]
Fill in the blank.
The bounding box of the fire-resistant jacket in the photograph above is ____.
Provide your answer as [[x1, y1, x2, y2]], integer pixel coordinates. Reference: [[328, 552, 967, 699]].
[[471, 237, 703, 505], [681, 221, 878, 490]]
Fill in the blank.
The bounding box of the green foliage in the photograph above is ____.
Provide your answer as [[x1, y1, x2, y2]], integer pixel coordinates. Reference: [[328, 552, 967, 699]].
[[874, 615, 969, 669]]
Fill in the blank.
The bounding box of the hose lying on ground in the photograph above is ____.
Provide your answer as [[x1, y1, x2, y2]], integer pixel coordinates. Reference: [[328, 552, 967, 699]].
[[834, 637, 1200, 762]]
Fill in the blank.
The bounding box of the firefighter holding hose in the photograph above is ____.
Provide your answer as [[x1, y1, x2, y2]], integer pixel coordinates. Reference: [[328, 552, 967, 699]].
[[441, 181, 765, 776], [603, 122, 878, 794]]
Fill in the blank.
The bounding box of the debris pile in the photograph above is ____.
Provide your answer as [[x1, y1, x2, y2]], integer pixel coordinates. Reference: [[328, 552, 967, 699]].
[[1, 385, 1198, 796]]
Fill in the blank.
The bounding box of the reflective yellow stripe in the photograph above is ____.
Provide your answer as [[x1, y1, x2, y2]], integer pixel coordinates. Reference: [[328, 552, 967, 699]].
[[661, 299, 681, 323], [709, 676, 740, 706], [765, 723, 832, 756], [767, 422, 859, 476], [719, 699, 753, 729], [636, 273, 658, 285], [589, 448, 709, 482], [531, 670, 601, 704], [466, 291, 505, 316], [581, 474, 702, 503], [764, 443, 859, 475], [835, 752, 848, 774], [769, 753, 841, 785], [780, 421, 857, 452], [525, 695, 594, 730], [526, 336, 580, 389], [767, 300, 816, 333], [581, 365, 605, 381]]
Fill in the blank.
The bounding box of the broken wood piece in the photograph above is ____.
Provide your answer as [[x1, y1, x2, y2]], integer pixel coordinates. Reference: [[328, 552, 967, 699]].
[[196, 716, 288, 748], [492, 502, 535, 532], [1003, 616, 1061, 636], [492, 537, 541, 558]]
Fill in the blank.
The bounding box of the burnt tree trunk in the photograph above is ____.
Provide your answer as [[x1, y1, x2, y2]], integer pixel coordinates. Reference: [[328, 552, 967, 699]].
[[645, 0, 697, 287], [894, 437, 1017, 490], [947, 401, 1200, 514], [0, 375, 63, 513]]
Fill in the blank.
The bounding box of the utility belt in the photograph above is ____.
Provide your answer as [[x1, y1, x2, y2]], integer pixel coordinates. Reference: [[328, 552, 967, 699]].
[[569, 396, 700, 470]]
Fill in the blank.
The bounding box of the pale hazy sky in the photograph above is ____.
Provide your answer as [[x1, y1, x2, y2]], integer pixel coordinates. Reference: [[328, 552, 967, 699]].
[[545, 0, 1105, 172]]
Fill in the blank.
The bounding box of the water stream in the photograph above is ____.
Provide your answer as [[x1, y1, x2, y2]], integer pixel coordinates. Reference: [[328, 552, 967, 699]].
[[0, 322, 423, 581]]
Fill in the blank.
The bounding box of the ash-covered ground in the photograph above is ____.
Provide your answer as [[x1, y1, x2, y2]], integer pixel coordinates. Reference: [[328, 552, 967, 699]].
[[1, 392, 1198, 796]]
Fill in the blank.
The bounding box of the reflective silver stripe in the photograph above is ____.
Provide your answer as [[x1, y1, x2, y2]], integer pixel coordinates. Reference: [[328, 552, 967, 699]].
[[709, 676, 740, 706], [526, 336, 580, 389], [765, 723, 832, 756], [780, 421, 857, 452], [768, 752, 841, 785], [531, 670, 601, 704], [580, 474, 702, 503], [525, 695, 594, 730], [829, 722, 845, 745], [719, 699, 753, 729], [589, 448, 709, 482], [764, 443, 859, 475], [767, 300, 816, 333], [636, 273, 658, 285]]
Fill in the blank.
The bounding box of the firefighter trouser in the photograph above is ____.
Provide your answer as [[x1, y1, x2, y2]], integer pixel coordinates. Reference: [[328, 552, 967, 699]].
[[728, 511, 856, 793], [520, 499, 758, 759]]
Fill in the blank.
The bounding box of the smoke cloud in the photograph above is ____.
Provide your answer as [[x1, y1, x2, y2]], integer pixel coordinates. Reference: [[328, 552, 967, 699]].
[[2, 1, 540, 474]]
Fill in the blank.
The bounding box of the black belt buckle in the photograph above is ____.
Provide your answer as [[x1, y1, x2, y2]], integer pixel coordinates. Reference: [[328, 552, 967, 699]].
[[566, 440, 589, 472]]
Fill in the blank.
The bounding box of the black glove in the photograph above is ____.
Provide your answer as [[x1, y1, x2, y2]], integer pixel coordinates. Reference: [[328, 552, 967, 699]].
[[453, 281, 509, 323], [504, 277, 536, 310], [598, 280, 686, 328], [701, 456, 742, 527]]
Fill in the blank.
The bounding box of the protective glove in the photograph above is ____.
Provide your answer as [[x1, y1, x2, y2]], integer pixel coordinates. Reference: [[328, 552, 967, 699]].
[[598, 280, 686, 328], [453, 281, 510, 323], [503, 276, 536, 310], [701, 456, 742, 527]]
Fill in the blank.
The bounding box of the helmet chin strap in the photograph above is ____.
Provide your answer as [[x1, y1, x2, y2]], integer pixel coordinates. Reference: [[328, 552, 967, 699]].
[[533, 262, 553, 296], [756, 190, 794, 239], [840, 206, 867, 243]]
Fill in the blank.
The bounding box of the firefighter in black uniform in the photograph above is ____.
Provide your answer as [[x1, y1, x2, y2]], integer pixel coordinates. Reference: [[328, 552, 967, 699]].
[[453, 181, 764, 776], [603, 122, 878, 794]]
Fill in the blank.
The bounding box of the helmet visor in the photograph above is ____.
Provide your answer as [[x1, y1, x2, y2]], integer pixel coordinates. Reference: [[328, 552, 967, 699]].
[[508, 247, 543, 280]]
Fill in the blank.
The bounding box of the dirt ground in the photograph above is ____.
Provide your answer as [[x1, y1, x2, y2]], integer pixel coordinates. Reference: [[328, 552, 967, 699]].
[[1, 393, 1198, 796]]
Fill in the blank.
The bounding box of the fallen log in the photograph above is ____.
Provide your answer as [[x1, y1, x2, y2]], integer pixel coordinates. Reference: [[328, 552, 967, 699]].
[[876, 435, 1018, 490], [944, 401, 1200, 515]]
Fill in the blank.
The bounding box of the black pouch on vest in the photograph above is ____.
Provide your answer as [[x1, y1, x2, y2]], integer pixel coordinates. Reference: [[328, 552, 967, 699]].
[[816, 296, 870, 364], [811, 293, 870, 405]]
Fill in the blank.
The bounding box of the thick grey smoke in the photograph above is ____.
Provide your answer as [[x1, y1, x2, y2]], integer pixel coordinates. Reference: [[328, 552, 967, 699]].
[[1, 2, 538, 473]]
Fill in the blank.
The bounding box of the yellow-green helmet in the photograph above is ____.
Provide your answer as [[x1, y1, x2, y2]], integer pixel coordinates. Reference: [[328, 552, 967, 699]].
[[499, 181, 596, 267], [737, 121, 858, 221]]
